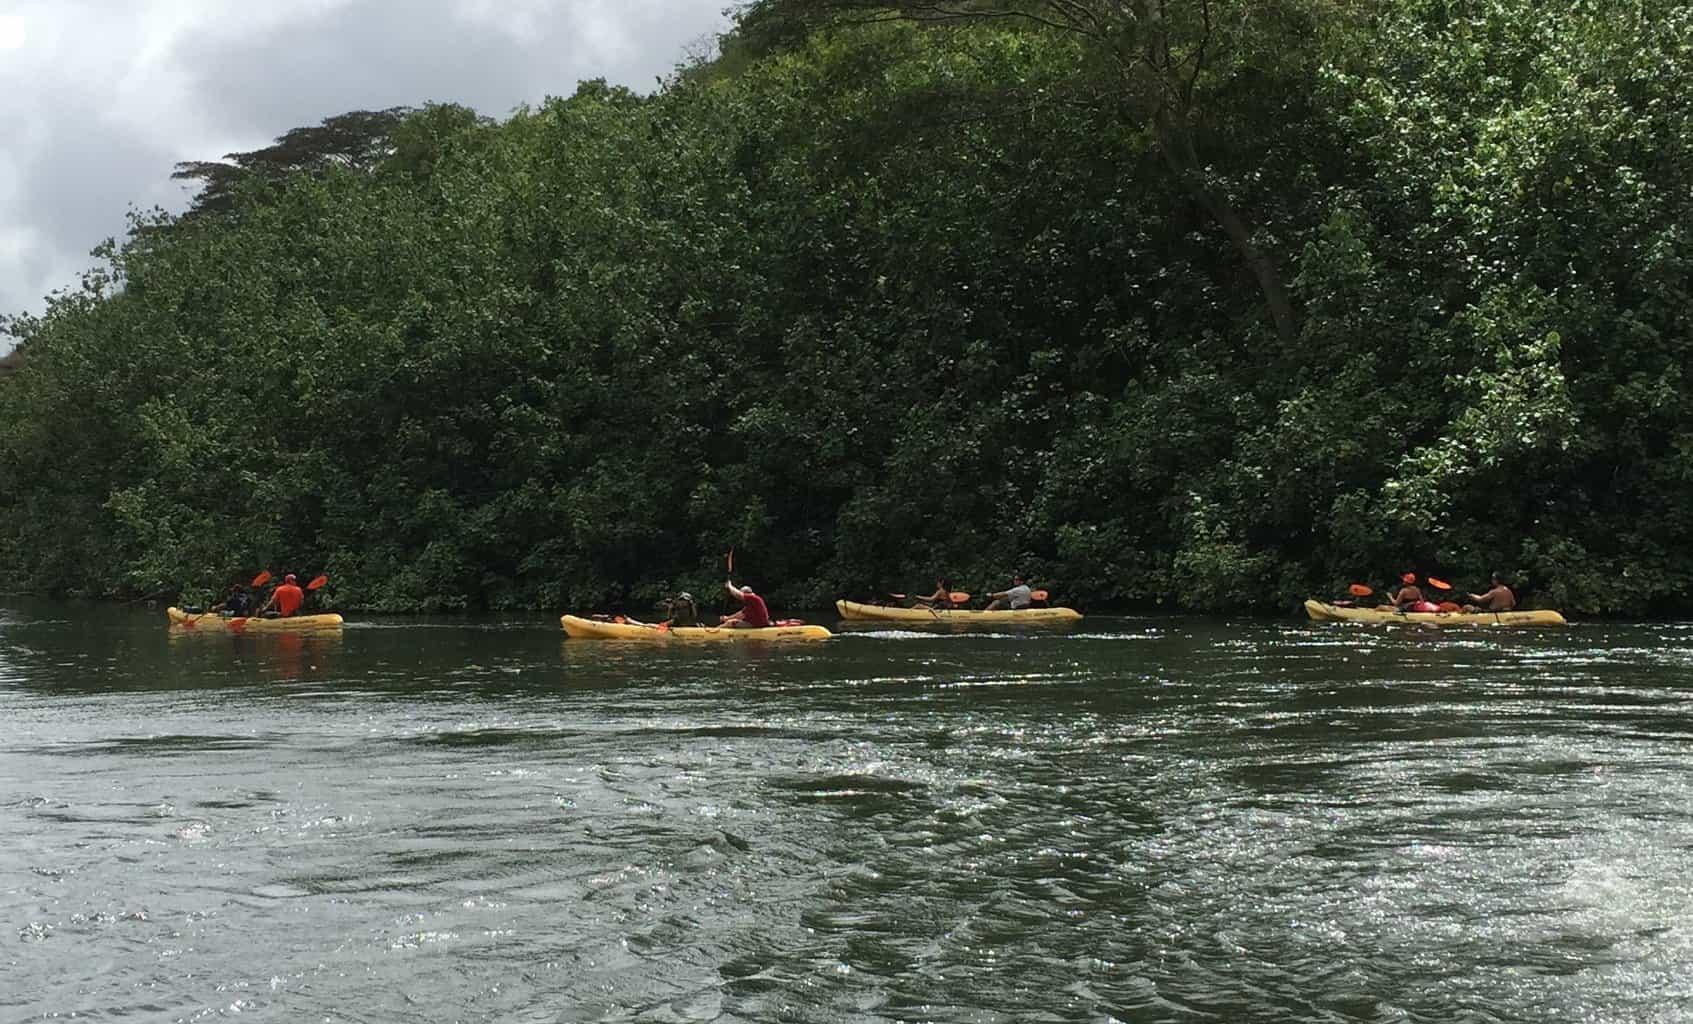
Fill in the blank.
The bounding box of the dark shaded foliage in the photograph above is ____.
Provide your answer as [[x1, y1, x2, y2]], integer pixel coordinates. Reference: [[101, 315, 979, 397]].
[[3, 1, 1690, 615]]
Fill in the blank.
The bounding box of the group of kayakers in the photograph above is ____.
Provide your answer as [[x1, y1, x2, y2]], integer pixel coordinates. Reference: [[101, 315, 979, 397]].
[[629, 578, 770, 629], [631, 574, 1040, 629], [906, 576, 1041, 611], [1375, 572, 1516, 613], [209, 573, 312, 618], [198, 562, 1518, 627]]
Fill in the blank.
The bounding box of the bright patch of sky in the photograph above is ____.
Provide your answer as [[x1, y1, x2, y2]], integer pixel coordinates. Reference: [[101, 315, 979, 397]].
[[0, 0, 733, 348]]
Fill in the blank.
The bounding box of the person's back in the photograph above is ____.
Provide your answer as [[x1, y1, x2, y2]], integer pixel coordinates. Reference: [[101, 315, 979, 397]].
[[1389, 573, 1423, 609], [272, 582, 304, 617], [1469, 576, 1516, 612], [1006, 583, 1033, 610], [740, 589, 770, 627], [667, 593, 699, 626]]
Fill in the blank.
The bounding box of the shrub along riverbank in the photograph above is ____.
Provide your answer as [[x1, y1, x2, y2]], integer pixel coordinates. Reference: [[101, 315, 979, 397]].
[[2, 0, 1690, 615]]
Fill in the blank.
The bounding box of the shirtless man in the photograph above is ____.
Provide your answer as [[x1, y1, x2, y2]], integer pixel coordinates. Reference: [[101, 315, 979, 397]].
[[1464, 574, 1516, 612]]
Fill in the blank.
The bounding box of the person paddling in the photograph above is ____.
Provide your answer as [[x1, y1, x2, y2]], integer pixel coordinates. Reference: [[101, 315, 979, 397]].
[[212, 583, 254, 618], [1384, 572, 1425, 611], [983, 575, 1033, 612], [260, 574, 306, 618], [722, 579, 770, 629], [1464, 573, 1516, 612], [911, 579, 953, 608], [663, 592, 700, 627]]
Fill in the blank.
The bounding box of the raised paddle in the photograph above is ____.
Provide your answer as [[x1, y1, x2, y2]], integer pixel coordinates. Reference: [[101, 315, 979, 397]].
[[251, 570, 272, 588], [1349, 583, 1373, 597], [306, 574, 328, 591], [1427, 577, 1452, 591]]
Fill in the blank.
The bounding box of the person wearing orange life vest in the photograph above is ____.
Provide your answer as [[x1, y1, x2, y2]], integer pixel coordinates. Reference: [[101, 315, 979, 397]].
[[721, 579, 770, 628], [260, 574, 306, 618]]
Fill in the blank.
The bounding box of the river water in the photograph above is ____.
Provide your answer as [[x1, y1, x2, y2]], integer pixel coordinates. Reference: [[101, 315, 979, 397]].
[[3, 599, 1692, 1022]]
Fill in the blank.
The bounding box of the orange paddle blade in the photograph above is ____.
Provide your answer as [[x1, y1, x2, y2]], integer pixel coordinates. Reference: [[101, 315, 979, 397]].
[[1348, 583, 1373, 597], [1437, 601, 1461, 612], [614, 615, 627, 624], [657, 621, 672, 632], [949, 591, 971, 603], [1428, 577, 1452, 590], [1031, 589, 1050, 602], [305, 574, 328, 591], [251, 570, 272, 588]]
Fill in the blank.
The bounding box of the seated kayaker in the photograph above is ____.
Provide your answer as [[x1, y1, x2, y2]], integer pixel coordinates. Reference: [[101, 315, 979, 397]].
[[983, 576, 1033, 612], [662, 591, 700, 626], [212, 584, 254, 618], [910, 580, 952, 608], [260, 574, 305, 618], [722, 579, 771, 628], [1383, 572, 1424, 611], [1463, 574, 1516, 612]]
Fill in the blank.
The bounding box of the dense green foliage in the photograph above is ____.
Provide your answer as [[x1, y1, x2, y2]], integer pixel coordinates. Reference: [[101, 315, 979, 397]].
[[3, 0, 1691, 615]]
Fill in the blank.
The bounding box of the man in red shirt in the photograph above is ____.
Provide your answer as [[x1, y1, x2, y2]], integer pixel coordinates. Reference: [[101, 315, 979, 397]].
[[722, 579, 770, 628], [262, 574, 306, 617]]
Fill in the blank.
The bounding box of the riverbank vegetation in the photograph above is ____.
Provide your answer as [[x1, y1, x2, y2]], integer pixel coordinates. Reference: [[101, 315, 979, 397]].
[[2, 0, 1689, 614]]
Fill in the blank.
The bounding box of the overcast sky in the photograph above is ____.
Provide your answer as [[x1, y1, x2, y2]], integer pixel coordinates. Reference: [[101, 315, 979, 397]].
[[0, 0, 734, 347]]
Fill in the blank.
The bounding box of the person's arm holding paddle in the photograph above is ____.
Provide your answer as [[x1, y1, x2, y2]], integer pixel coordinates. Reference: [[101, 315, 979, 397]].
[[912, 580, 950, 607], [723, 579, 770, 629], [1464, 574, 1516, 612]]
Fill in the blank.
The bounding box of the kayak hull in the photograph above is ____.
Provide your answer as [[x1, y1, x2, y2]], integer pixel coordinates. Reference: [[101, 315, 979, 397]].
[[560, 614, 831, 641], [835, 599, 1082, 624], [168, 607, 344, 632], [1304, 599, 1566, 627]]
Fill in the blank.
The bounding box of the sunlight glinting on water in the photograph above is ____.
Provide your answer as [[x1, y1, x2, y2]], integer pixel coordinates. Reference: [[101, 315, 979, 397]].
[[3, 603, 1691, 1021]]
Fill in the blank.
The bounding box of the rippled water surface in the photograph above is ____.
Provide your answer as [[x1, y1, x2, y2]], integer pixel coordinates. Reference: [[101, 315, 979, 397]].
[[4, 599, 1693, 1022]]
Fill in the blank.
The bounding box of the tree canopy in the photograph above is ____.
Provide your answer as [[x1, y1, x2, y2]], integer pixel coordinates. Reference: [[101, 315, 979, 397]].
[[2, 0, 1690, 615]]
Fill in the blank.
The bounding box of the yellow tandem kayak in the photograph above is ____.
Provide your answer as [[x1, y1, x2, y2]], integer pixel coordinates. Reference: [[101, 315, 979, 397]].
[[1303, 600, 1566, 627], [834, 599, 1082, 625], [167, 607, 345, 632], [560, 614, 832, 641]]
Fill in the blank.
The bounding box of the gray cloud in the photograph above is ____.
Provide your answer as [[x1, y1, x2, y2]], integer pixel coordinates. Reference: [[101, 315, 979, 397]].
[[0, 0, 732, 348]]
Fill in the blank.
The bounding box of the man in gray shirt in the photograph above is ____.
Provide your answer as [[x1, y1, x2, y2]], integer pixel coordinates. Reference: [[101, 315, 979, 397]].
[[983, 576, 1033, 611]]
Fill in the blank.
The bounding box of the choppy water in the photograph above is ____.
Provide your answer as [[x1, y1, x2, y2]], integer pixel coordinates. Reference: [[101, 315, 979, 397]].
[[4, 599, 1693, 1022]]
